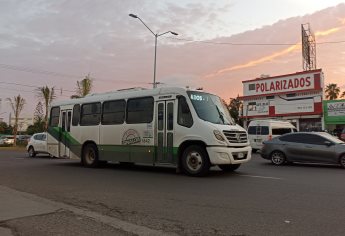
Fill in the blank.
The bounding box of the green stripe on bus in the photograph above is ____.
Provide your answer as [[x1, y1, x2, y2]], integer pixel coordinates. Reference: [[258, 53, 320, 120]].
[[48, 127, 81, 146], [47, 128, 179, 161]]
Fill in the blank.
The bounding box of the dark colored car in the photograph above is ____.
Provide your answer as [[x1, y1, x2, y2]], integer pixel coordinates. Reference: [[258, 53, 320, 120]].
[[341, 128, 345, 141], [261, 132, 345, 168]]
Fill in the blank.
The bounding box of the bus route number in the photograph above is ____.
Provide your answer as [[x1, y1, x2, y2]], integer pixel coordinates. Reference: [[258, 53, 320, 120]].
[[190, 94, 203, 101], [142, 138, 151, 144]]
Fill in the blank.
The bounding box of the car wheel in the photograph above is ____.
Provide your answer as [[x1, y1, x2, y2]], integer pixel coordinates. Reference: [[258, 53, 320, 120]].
[[270, 151, 286, 165], [28, 147, 36, 157], [82, 143, 99, 168], [339, 154, 345, 169], [218, 164, 241, 172], [181, 145, 210, 177]]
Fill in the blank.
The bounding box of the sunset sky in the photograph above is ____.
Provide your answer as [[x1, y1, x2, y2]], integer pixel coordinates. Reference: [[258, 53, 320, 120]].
[[0, 0, 345, 119]]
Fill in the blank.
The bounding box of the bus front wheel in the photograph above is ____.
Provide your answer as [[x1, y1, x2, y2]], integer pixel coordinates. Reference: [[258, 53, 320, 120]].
[[82, 143, 99, 168], [181, 145, 210, 177]]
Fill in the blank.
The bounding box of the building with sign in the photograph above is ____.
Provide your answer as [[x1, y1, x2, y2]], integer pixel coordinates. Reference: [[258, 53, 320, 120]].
[[240, 69, 324, 131], [323, 99, 345, 136], [9, 116, 34, 132]]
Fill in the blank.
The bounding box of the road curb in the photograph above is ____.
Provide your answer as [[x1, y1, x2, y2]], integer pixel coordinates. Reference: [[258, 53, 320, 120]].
[[0, 227, 13, 236], [0, 186, 178, 236]]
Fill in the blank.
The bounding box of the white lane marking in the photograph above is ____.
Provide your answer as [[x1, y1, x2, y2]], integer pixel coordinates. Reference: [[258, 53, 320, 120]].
[[237, 174, 282, 180]]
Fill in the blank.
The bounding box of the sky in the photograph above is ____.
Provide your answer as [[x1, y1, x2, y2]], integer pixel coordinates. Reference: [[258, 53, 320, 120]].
[[0, 0, 345, 120]]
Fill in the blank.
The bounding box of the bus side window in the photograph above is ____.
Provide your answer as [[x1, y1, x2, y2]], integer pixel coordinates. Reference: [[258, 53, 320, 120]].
[[102, 100, 126, 125], [72, 104, 80, 126], [177, 96, 193, 128], [80, 102, 101, 126], [127, 97, 154, 124], [49, 107, 60, 127]]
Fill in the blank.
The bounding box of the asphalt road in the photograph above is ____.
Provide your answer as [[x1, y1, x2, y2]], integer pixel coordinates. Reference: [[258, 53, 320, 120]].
[[0, 149, 344, 236]]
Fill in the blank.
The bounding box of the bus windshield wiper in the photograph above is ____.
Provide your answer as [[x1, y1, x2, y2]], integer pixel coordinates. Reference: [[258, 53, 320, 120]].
[[216, 105, 225, 124]]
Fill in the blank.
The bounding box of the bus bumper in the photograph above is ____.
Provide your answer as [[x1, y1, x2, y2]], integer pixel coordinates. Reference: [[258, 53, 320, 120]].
[[206, 146, 252, 165]]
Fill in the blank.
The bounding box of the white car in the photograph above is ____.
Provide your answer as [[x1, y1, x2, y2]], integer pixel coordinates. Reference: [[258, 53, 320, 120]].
[[26, 132, 50, 157], [0, 135, 15, 145]]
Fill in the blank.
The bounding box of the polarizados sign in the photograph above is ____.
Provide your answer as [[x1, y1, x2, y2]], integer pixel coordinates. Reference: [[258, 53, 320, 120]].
[[327, 101, 345, 116]]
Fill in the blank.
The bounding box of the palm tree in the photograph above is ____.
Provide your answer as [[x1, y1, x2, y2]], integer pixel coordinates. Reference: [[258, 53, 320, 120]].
[[36, 86, 56, 130], [341, 91, 345, 98], [71, 74, 93, 98], [228, 96, 243, 124], [325, 83, 340, 100], [6, 95, 26, 146]]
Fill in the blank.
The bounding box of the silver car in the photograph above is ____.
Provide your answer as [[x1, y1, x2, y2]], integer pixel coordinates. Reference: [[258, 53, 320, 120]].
[[261, 132, 345, 168]]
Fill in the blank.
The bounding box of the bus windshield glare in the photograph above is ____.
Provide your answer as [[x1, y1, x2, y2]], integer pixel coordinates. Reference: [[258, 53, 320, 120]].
[[187, 91, 235, 125]]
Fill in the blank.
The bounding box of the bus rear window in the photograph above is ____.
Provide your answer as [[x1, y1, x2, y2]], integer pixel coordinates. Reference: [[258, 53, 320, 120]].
[[248, 126, 256, 134]]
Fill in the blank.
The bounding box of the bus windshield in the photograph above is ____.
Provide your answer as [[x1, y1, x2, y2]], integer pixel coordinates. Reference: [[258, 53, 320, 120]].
[[187, 91, 235, 125]]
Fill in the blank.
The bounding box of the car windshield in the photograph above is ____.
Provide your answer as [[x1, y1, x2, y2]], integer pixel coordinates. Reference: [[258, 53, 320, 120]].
[[318, 132, 345, 144], [187, 91, 235, 125]]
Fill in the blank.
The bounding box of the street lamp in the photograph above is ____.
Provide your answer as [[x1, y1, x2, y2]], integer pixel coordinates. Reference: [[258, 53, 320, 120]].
[[129, 13, 178, 88]]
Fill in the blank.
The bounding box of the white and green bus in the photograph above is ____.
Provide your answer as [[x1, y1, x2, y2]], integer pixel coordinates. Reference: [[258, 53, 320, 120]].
[[47, 87, 251, 176]]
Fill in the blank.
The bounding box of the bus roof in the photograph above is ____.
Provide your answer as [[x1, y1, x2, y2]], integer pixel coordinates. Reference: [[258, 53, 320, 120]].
[[51, 87, 203, 107]]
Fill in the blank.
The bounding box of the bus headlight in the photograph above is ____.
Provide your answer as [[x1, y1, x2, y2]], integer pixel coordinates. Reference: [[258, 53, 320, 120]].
[[213, 130, 225, 142]]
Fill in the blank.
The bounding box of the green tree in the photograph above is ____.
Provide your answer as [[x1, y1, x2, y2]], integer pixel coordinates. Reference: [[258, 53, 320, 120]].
[[34, 101, 44, 123], [71, 74, 93, 98], [26, 122, 45, 135], [0, 123, 13, 135], [0, 122, 8, 134], [325, 83, 340, 100], [36, 86, 56, 130], [27, 102, 46, 135], [228, 96, 243, 126], [6, 95, 26, 146]]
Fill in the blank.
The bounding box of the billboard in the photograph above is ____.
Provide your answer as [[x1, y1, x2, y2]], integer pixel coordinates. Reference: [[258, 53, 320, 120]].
[[327, 101, 345, 116], [242, 70, 322, 97], [324, 100, 345, 125], [241, 70, 323, 118]]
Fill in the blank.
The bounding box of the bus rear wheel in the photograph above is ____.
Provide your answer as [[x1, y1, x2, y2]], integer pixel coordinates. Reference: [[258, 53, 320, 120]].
[[181, 145, 210, 177], [82, 143, 99, 168]]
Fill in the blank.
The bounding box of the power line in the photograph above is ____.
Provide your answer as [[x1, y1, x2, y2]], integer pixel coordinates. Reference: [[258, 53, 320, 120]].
[[0, 63, 149, 85], [0, 63, 82, 79], [165, 36, 345, 46], [0, 87, 34, 93], [0, 87, 71, 98], [0, 81, 75, 93]]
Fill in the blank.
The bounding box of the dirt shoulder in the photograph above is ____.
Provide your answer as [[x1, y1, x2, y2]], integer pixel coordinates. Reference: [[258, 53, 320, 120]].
[[0, 146, 26, 152]]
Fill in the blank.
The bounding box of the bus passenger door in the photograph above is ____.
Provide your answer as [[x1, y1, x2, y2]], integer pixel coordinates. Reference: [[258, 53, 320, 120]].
[[156, 101, 175, 164], [60, 110, 72, 157]]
